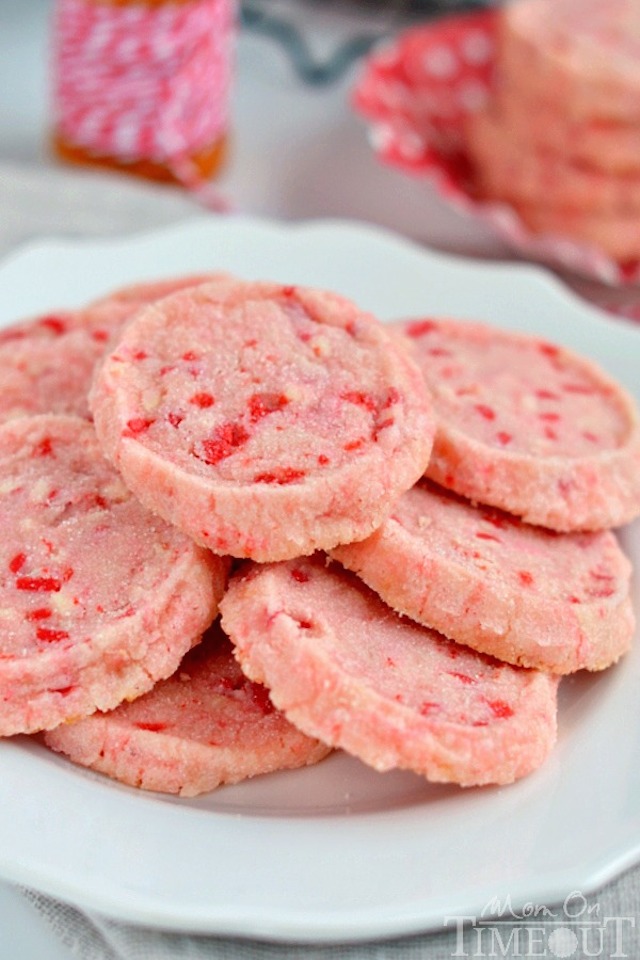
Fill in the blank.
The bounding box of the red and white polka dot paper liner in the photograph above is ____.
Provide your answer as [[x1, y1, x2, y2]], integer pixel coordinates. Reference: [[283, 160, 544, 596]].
[[352, 9, 640, 288]]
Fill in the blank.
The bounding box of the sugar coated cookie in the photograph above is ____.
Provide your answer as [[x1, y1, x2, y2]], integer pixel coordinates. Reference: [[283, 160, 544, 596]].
[[332, 480, 634, 674], [512, 204, 640, 263], [91, 280, 435, 561], [499, 0, 640, 124], [467, 107, 640, 214], [0, 275, 220, 423], [45, 624, 330, 796], [396, 317, 640, 531], [0, 415, 225, 736], [220, 556, 559, 787]]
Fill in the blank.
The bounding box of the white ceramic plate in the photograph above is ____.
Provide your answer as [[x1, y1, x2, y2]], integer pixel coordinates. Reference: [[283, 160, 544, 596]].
[[0, 217, 638, 943]]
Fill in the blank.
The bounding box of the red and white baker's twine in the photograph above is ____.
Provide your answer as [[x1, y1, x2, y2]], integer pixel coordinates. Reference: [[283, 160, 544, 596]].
[[53, 0, 234, 211]]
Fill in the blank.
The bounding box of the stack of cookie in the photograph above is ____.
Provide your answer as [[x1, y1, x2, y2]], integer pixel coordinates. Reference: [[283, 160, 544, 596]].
[[466, 0, 640, 262], [0, 275, 638, 795]]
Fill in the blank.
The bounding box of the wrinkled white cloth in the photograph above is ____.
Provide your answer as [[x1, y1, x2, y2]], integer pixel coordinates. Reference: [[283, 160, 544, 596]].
[[20, 870, 640, 960], [2, 160, 640, 960], [0, 160, 207, 261]]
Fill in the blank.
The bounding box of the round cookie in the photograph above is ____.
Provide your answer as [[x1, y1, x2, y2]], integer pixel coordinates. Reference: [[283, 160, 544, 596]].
[[395, 317, 640, 531], [512, 203, 640, 263], [498, 0, 640, 124], [467, 106, 640, 214], [90, 280, 435, 561], [494, 86, 640, 176], [45, 624, 330, 797], [0, 414, 226, 736], [332, 480, 634, 674], [220, 556, 559, 787], [0, 275, 220, 423]]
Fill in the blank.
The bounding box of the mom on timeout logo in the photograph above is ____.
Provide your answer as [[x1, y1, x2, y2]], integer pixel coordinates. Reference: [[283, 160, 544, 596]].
[[444, 890, 636, 958]]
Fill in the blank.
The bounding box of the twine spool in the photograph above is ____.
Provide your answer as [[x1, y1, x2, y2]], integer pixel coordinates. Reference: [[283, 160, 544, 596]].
[[52, 0, 235, 207]]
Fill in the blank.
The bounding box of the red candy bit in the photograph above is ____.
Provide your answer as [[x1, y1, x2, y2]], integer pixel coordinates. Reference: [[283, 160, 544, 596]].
[[199, 422, 250, 465], [496, 431, 512, 445], [124, 417, 154, 437], [36, 627, 69, 642], [482, 511, 509, 530], [249, 682, 275, 715], [16, 576, 63, 592], [135, 721, 167, 732], [317, 454, 330, 466], [25, 608, 52, 621], [538, 412, 560, 423], [182, 351, 198, 362], [34, 437, 54, 457], [344, 320, 358, 337], [474, 403, 496, 421], [518, 571, 534, 586], [189, 392, 215, 408], [344, 437, 366, 452], [91, 329, 109, 343], [167, 412, 183, 428], [485, 699, 515, 720], [448, 671, 476, 685], [535, 389, 560, 400], [582, 431, 599, 443], [590, 570, 614, 582], [538, 342, 559, 359], [419, 701, 440, 716], [586, 585, 616, 599], [381, 387, 400, 410], [132, 350, 147, 361], [428, 347, 452, 357], [373, 417, 395, 440], [544, 426, 558, 441], [341, 391, 377, 414], [248, 392, 289, 423], [9, 553, 26, 574], [281, 285, 297, 298], [291, 568, 310, 583], [475, 531, 501, 542], [39, 315, 67, 336], [382, 387, 400, 409], [254, 467, 306, 485], [405, 319, 437, 338]]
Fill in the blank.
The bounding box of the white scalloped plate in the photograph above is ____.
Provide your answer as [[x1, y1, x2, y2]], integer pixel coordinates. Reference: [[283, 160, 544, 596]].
[[0, 217, 638, 942]]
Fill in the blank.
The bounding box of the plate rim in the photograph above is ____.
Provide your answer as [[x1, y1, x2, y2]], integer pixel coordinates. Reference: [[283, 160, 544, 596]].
[[0, 215, 638, 942]]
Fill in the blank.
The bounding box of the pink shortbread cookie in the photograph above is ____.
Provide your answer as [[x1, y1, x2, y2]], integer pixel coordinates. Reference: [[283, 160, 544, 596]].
[[499, 0, 640, 123], [0, 275, 217, 423], [90, 280, 435, 561], [0, 414, 226, 737], [512, 203, 640, 263], [45, 624, 330, 797], [396, 317, 640, 531], [466, 107, 640, 214], [494, 86, 640, 175], [332, 480, 634, 674], [220, 556, 559, 787]]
